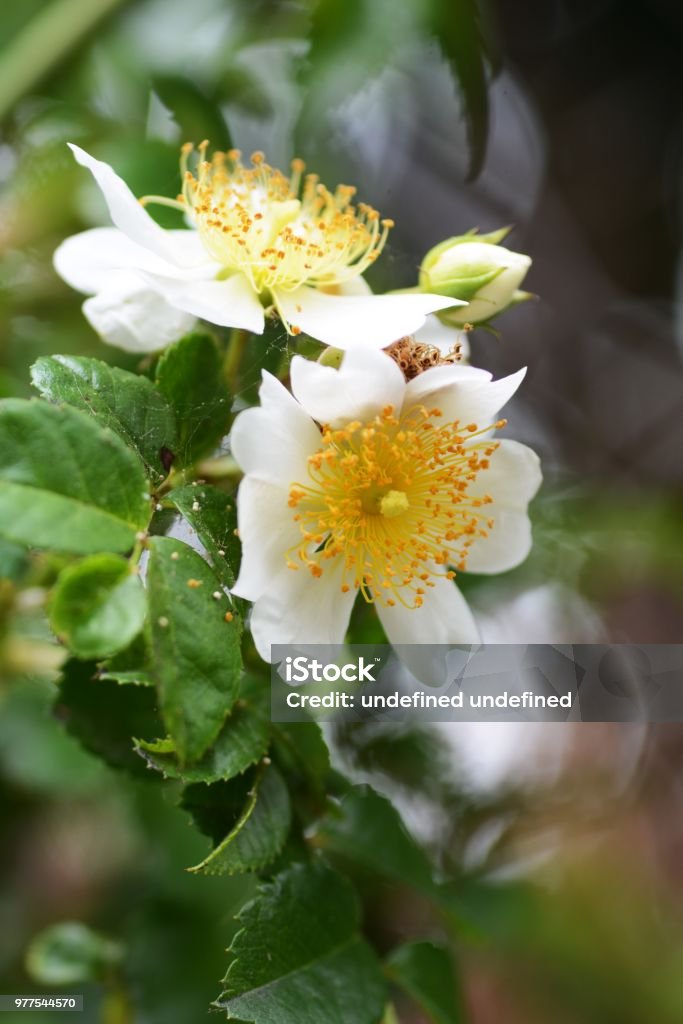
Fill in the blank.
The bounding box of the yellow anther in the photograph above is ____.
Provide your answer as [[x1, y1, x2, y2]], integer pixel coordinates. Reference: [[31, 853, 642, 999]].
[[283, 403, 504, 609]]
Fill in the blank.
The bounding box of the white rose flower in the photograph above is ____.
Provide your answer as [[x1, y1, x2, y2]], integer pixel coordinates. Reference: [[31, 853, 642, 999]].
[[231, 348, 541, 683], [420, 232, 532, 327], [54, 143, 460, 353]]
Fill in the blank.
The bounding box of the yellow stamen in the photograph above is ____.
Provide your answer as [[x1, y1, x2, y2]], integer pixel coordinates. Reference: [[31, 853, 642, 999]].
[[166, 145, 392, 300], [285, 405, 501, 609]]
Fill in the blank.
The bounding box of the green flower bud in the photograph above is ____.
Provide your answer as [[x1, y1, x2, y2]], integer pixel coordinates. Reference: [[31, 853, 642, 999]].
[[419, 229, 532, 326], [317, 346, 345, 368]]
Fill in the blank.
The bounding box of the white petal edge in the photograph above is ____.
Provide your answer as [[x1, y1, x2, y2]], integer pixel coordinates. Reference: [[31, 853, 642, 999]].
[[405, 366, 527, 428], [69, 144, 189, 266], [248, 557, 356, 662], [82, 273, 196, 353], [376, 574, 480, 686], [54, 227, 219, 296], [290, 348, 406, 427], [230, 371, 322, 486], [139, 269, 265, 333], [273, 286, 463, 350], [232, 477, 303, 602], [54, 228, 174, 294], [465, 439, 542, 574]]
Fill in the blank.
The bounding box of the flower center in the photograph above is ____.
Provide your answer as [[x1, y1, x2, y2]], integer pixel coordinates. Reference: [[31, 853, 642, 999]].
[[287, 405, 505, 609], [379, 489, 410, 518], [174, 144, 393, 297]]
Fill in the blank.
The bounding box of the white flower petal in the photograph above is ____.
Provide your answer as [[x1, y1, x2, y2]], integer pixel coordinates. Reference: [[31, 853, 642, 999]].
[[139, 269, 265, 332], [274, 286, 462, 350], [69, 144, 187, 266], [336, 276, 373, 297], [230, 371, 321, 486], [376, 574, 480, 685], [290, 348, 405, 427], [405, 366, 526, 428], [54, 228, 167, 294], [248, 558, 356, 662], [232, 477, 302, 601], [164, 230, 216, 271], [414, 313, 470, 362], [82, 273, 196, 352], [54, 227, 218, 297], [465, 439, 542, 574]]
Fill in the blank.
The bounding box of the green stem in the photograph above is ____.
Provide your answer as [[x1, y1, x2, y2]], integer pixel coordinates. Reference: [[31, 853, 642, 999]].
[[0, 0, 131, 121], [195, 455, 243, 481], [223, 328, 250, 397]]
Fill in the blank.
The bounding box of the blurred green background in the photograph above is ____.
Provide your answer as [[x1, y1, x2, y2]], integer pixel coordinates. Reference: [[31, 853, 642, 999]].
[[2, 0, 683, 1021]]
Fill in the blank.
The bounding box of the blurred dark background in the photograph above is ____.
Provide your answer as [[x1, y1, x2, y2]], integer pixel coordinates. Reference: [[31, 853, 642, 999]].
[[1, 1, 683, 1021]]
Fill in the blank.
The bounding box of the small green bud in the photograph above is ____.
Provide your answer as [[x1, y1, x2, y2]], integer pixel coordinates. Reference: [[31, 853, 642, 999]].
[[419, 229, 532, 327], [317, 346, 345, 369]]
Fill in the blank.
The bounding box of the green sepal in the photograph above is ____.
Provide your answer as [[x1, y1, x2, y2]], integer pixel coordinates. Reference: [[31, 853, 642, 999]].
[[422, 264, 506, 302], [420, 225, 512, 276]]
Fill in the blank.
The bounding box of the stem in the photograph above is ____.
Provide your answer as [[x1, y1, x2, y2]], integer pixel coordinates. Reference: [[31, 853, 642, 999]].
[[196, 455, 243, 481], [0, 0, 131, 121], [223, 328, 250, 397]]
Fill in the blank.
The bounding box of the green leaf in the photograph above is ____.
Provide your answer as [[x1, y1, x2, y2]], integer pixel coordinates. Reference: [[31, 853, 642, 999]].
[[55, 658, 162, 777], [49, 554, 146, 659], [101, 669, 155, 687], [318, 785, 437, 897], [25, 922, 123, 986], [155, 333, 231, 465], [272, 721, 330, 797], [136, 675, 269, 783], [146, 537, 242, 765], [297, 0, 418, 167], [0, 399, 150, 554], [31, 355, 178, 484], [386, 942, 463, 1024], [429, 0, 491, 181], [218, 862, 387, 1023], [186, 764, 291, 876], [167, 484, 240, 587], [0, 537, 28, 581]]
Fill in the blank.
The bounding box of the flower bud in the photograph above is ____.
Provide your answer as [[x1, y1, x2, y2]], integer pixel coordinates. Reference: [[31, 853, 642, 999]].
[[419, 229, 532, 326]]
